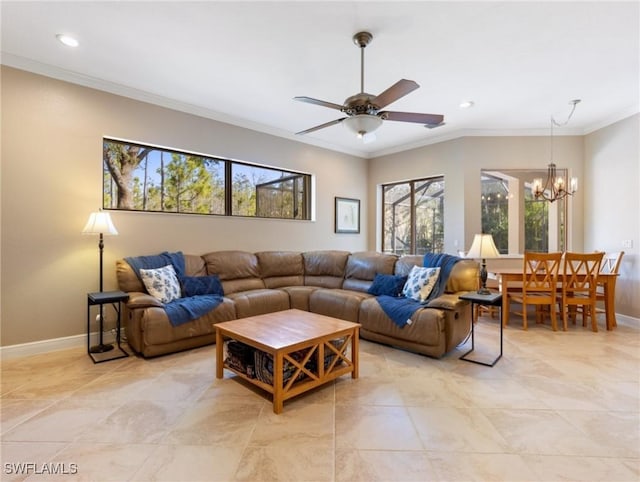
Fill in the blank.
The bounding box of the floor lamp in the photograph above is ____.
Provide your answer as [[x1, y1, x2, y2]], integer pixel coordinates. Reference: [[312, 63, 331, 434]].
[[83, 210, 118, 353], [466, 233, 500, 294]]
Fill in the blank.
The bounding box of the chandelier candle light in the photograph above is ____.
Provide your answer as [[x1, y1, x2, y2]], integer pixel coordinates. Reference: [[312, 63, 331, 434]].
[[82, 210, 119, 353], [466, 233, 501, 295], [532, 99, 580, 202]]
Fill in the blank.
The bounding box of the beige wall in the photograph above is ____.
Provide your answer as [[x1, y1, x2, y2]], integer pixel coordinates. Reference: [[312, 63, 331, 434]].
[[2, 66, 638, 348], [368, 135, 585, 254], [584, 114, 639, 318], [0, 67, 368, 346]]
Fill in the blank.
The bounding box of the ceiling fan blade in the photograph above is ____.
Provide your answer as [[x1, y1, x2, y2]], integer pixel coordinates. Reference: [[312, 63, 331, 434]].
[[372, 79, 419, 109], [381, 111, 444, 126], [294, 96, 344, 111], [295, 118, 346, 135]]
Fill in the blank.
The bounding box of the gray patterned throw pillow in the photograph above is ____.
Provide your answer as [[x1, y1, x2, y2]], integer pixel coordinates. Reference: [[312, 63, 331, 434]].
[[140, 264, 181, 304], [402, 265, 441, 303]]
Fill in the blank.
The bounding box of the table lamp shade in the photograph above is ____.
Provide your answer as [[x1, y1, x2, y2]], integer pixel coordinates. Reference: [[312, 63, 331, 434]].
[[82, 211, 118, 236], [466, 233, 500, 260]]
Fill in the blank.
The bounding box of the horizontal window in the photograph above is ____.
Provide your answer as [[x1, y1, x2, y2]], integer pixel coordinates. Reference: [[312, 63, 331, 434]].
[[103, 138, 311, 220]]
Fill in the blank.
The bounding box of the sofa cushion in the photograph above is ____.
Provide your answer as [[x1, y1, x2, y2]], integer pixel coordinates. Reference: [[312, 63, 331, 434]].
[[184, 254, 208, 277], [139, 265, 181, 303], [303, 250, 350, 288], [226, 289, 290, 318], [257, 251, 304, 288], [309, 288, 371, 322], [181, 275, 224, 297], [203, 250, 265, 294], [279, 286, 320, 312], [343, 251, 397, 292], [367, 274, 407, 297], [394, 255, 424, 277]]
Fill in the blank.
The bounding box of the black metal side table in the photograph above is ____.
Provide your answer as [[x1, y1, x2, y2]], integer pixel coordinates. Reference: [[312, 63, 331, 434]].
[[87, 290, 130, 363], [459, 291, 503, 367]]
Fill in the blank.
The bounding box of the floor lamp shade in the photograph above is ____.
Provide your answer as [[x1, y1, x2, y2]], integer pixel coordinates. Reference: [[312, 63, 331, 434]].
[[82, 211, 119, 236], [466, 233, 500, 294]]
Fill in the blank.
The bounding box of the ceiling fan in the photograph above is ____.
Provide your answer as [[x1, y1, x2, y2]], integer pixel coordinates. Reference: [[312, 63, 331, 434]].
[[294, 31, 444, 141]]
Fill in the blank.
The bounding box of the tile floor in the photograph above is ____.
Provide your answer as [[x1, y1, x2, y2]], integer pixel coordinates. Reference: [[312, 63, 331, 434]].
[[1, 315, 639, 481]]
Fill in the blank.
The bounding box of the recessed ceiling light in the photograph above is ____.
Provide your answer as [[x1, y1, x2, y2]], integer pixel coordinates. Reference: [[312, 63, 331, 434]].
[[56, 34, 79, 48], [459, 100, 474, 109]]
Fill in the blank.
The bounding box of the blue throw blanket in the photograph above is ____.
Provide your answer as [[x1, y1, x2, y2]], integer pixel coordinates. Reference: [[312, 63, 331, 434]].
[[125, 251, 186, 278], [125, 251, 223, 327], [423, 253, 462, 301], [163, 294, 223, 327], [376, 253, 463, 328], [376, 295, 423, 328]]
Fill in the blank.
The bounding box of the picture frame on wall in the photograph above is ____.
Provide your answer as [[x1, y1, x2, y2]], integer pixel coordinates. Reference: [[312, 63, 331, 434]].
[[335, 197, 360, 234]]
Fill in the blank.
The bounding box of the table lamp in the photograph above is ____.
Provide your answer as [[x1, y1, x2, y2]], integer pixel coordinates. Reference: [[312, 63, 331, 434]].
[[82, 209, 118, 353], [466, 233, 500, 294]]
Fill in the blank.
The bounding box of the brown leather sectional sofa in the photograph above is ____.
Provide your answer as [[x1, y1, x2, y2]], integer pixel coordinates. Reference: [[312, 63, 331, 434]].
[[116, 250, 478, 358]]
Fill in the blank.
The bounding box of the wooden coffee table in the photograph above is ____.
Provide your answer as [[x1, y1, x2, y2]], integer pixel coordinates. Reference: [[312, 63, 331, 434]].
[[215, 309, 360, 413]]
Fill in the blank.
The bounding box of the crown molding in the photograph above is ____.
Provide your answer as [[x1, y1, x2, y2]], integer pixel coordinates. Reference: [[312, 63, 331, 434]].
[[3, 53, 637, 161], [582, 104, 640, 134], [0, 53, 368, 158]]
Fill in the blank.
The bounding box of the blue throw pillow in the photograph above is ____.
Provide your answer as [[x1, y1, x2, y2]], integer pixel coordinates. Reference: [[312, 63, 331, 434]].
[[367, 274, 408, 297], [181, 275, 224, 297]]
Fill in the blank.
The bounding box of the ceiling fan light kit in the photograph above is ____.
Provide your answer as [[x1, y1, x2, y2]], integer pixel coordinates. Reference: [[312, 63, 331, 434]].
[[343, 114, 383, 138], [294, 31, 444, 140]]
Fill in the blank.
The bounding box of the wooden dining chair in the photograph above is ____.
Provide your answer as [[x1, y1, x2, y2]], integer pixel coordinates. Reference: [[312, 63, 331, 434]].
[[561, 251, 604, 332], [509, 252, 562, 331], [584, 251, 624, 326], [594, 251, 624, 317]]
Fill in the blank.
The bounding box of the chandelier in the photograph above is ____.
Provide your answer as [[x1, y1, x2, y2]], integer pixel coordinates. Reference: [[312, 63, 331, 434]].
[[532, 100, 580, 202]]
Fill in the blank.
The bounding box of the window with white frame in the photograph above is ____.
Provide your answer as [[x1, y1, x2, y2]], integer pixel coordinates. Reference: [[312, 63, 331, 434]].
[[481, 169, 567, 253], [382, 176, 445, 255]]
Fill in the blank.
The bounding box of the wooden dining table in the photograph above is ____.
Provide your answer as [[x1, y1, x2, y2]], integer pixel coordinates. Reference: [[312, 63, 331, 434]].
[[491, 268, 619, 330]]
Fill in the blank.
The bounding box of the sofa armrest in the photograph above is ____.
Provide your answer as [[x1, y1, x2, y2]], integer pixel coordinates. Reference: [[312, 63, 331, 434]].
[[425, 293, 469, 310], [125, 292, 164, 309]]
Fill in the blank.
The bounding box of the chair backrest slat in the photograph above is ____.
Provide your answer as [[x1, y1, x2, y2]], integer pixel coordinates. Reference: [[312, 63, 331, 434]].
[[563, 252, 604, 298], [600, 251, 624, 275], [522, 252, 562, 294]]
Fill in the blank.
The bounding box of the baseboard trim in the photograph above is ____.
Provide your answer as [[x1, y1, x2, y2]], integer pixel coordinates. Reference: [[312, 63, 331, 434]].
[[0, 332, 116, 360], [617, 314, 639, 325], [1, 314, 638, 360]]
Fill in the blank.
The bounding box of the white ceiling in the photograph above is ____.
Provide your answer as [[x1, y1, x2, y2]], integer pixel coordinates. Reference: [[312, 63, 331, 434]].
[[2, 1, 638, 158]]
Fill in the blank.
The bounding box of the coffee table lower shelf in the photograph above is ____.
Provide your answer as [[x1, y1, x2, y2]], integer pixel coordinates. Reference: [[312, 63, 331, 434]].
[[214, 310, 360, 414]]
